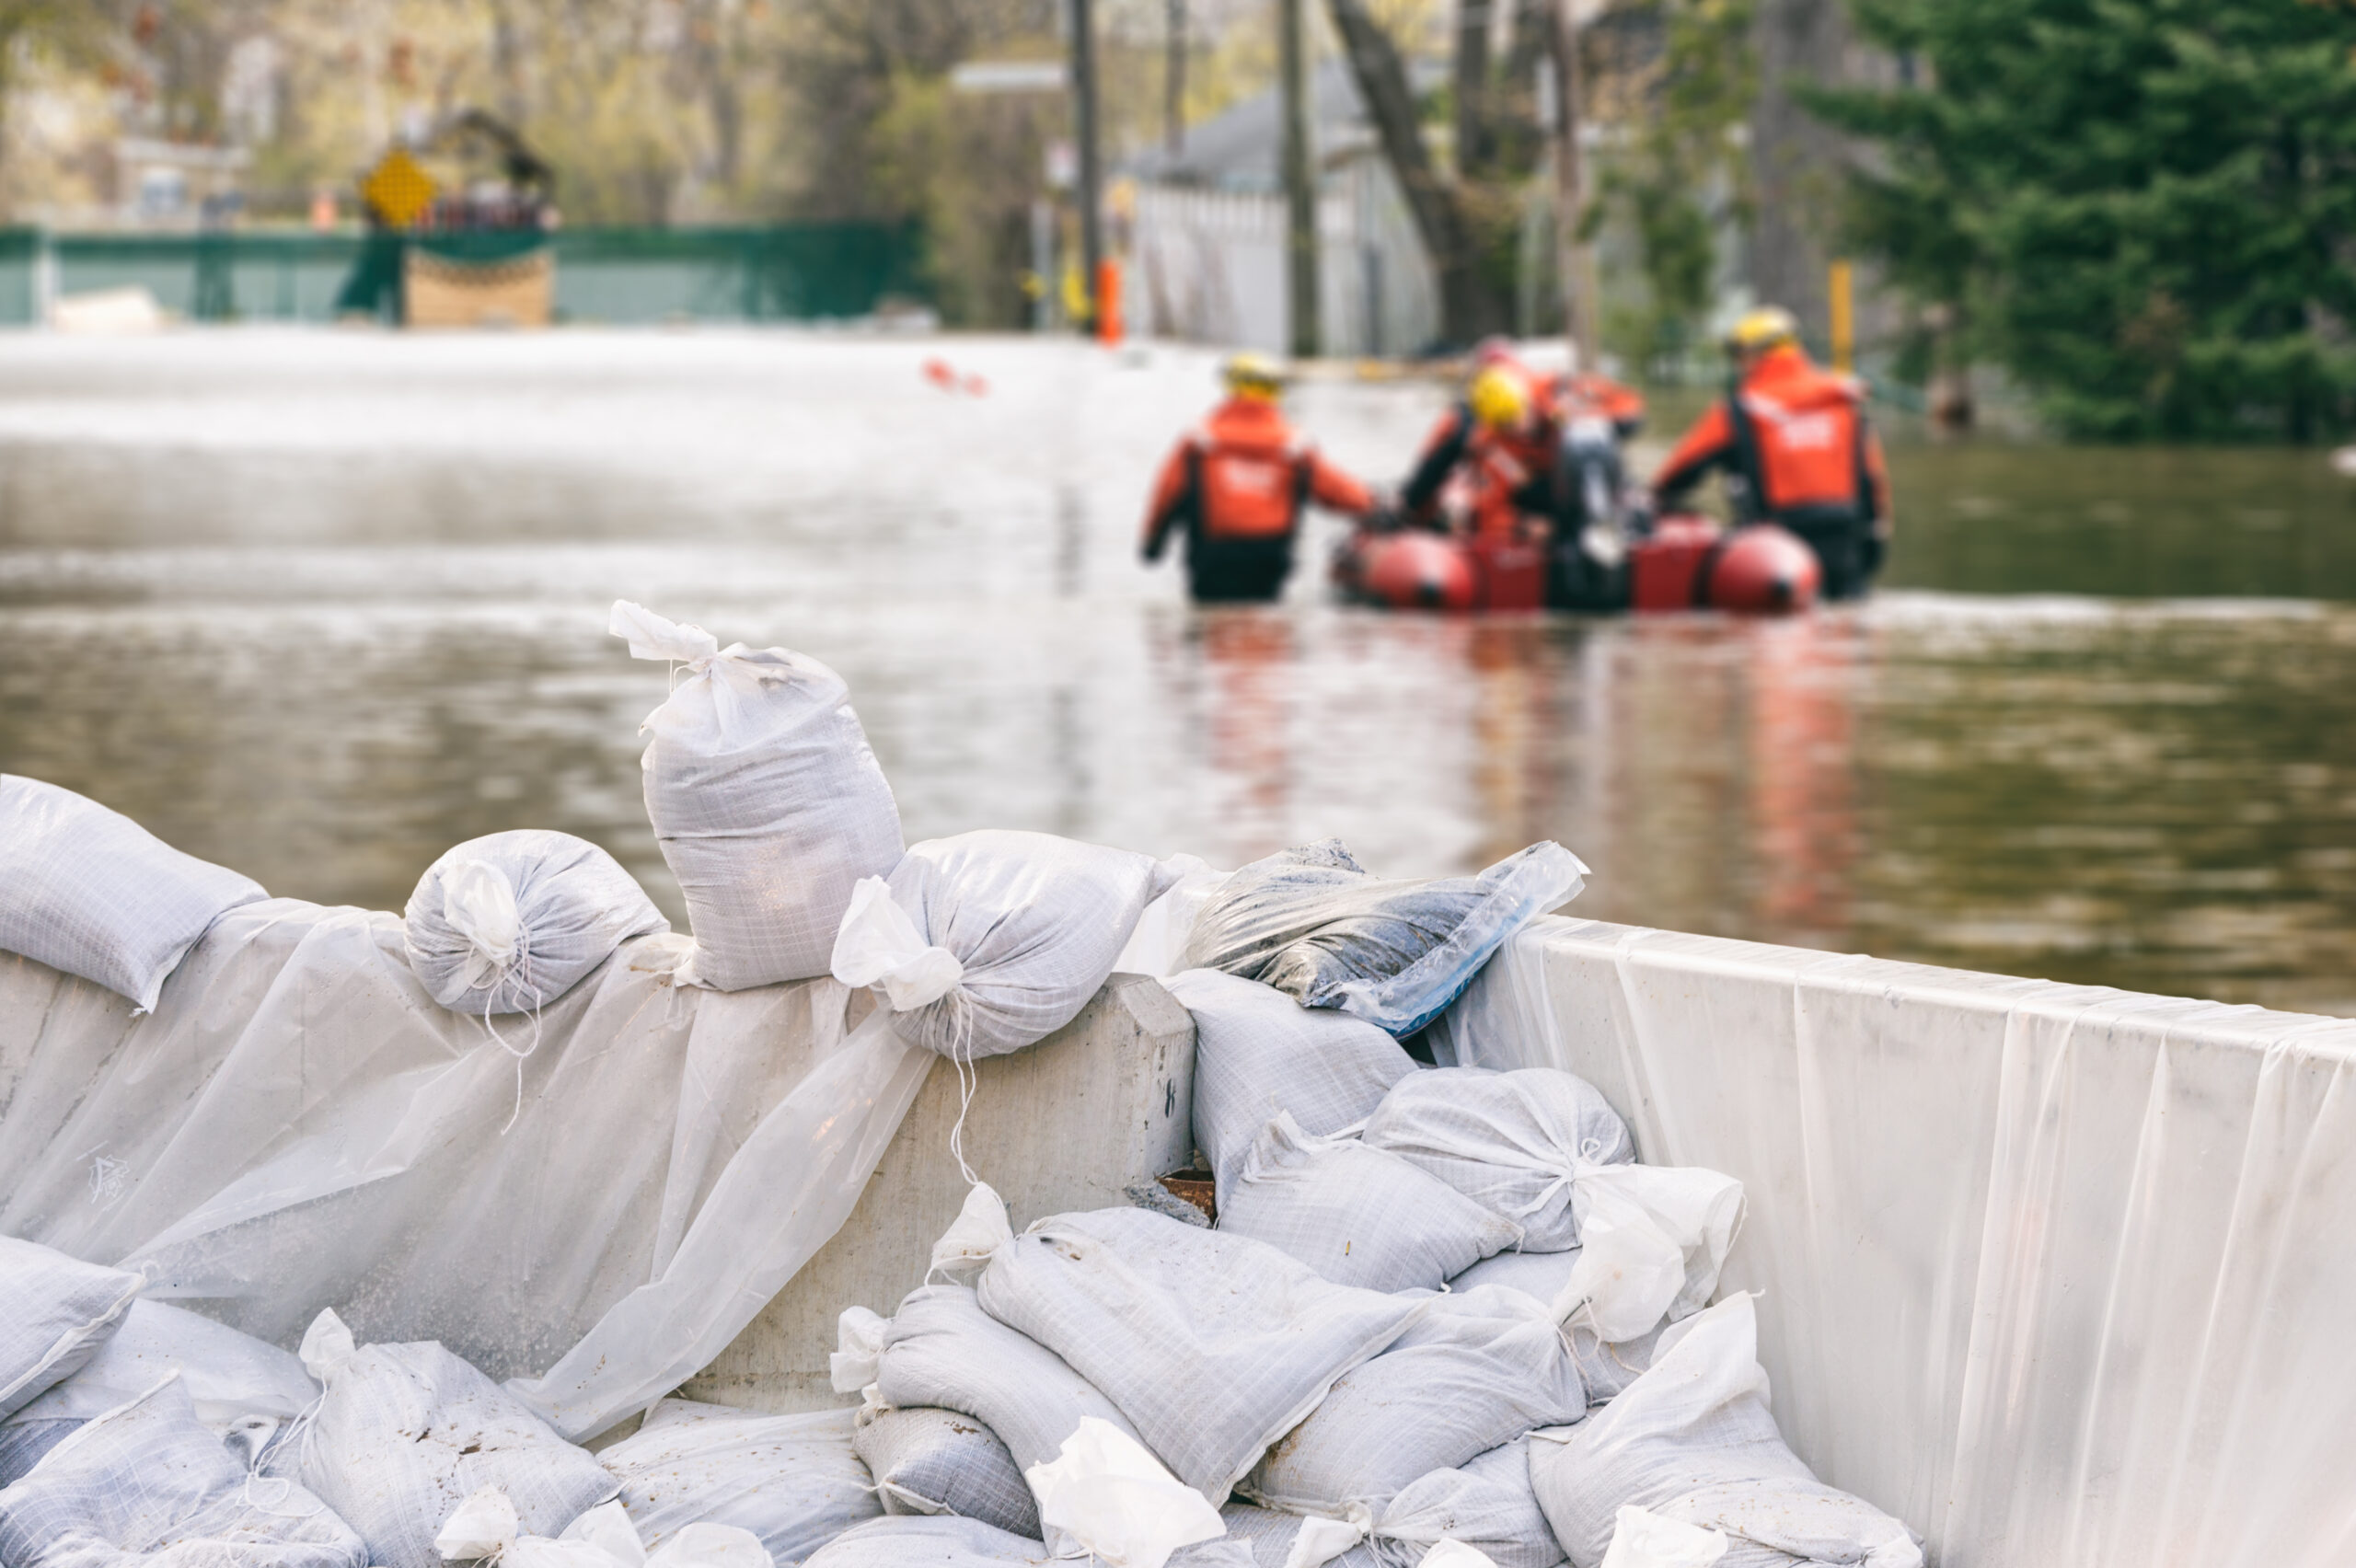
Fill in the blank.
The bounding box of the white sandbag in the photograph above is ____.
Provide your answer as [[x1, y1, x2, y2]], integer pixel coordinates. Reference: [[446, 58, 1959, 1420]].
[[1218, 1505, 1376, 1568], [0, 1374, 364, 1568], [804, 1517, 1252, 1568], [833, 832, 1176, 1061], [1217, 1113, 1521, 1293], [802, 1516, 1055, 1568], [1369, 1438, 1564, 1568], [10, 1298, 318, 1431], [1111, 859, 1228, 977], [1244, 1286, 1585, 1513], [1551, 1167, 1744, 1345], [873, 1284, 1143, 1475], [441, 1490, 773, 1568], [1177, 841, 1585, 1037], [0, 1237, 144, 1421], [975, 1207, 1428, 1504], [595, 1399, 877, 1566], [1598, 1508, 1725, 1568], [854, 1407, 1039, 1536], [1026, 1417, 1224, 1568], [612, 601, 903, 990], [1419, 1546, 1498, 1568], [287, 1310, 618, 1568], [1528, 1297, 1922, 1568], [1360, 1068, 1634, 1251], [0, 1417, 81, 1489], [0, 775, 266, 1012], [1445, 1248, 1582, 1302], [404, 831, 667, 1016], [1435, 1256, 1662, 1408], [1161, 970, 1419, 1208]]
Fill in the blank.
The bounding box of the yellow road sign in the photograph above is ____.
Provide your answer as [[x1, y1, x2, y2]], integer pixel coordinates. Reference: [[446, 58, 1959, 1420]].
[[362, 147, 437, 229]]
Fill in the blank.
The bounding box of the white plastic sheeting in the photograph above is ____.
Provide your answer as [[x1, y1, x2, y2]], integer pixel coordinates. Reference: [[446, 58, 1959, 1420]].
[[1438, 915, 2356, 1568], [0, 898, 934, 1444]]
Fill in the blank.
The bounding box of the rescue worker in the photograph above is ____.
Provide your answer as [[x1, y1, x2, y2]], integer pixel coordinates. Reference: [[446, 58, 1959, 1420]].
[[1650, 306, 1892, 600], [1400, 344, 1646, 538], [1141, 352, 1377, 603]]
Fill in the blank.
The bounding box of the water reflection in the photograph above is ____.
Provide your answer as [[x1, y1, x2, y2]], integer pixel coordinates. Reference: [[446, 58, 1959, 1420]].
[[0, 335, 2350, 1019]]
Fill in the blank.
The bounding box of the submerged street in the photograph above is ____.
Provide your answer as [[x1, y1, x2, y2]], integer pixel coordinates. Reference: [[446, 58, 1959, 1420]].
[[0, 330, 2350, 1013]]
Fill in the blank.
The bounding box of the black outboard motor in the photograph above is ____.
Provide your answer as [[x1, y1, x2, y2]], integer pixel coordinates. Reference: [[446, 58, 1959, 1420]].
[[1549, 415, 1633, 610]]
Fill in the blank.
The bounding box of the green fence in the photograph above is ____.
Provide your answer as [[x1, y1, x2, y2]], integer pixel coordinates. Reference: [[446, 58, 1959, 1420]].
[[0, 224, 926, 326]]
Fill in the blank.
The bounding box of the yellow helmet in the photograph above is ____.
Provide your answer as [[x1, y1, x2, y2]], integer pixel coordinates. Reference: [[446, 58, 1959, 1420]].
[[1725, 306, 1800, 356], [1221, 352, 1288, 398], [1468, 365, 1533, 430]]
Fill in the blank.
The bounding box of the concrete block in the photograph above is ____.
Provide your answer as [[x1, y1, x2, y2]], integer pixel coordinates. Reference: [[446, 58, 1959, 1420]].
[[682, 972, 1195, 1412]]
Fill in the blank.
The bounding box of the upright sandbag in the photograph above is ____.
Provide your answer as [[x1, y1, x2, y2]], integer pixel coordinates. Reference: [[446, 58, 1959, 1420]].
[[596, 1399, 879, 1564], [853, 1406, 1039, 1537], [1244, 1286, 1586, 1514], [1162, 969, 1419, 1207], [1361, 1067, 1635, 1251], [1217, 1113, 1521, 1292], [0, 775, 266, 1012], [872, 1285, 1144, 1476], [611, 601, 902, 990], [1177, 840, 1585, 1037], [0, 1375, 364, 1568], [287, 1312, 617, 1568], [1528, 1297, 1923, 1568], [9, 1297, 318, 1430], [1369, 1438, 1565, 1568], [404, 831, 667, 1015], [975, 1208, 1428, 1504], [832, 832, 1176, 1060], [0, 1237, 144, 1421]]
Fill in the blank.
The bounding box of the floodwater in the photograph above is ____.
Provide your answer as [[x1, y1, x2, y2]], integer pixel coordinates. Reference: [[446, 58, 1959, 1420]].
[[0, 332, 2350, 1015]]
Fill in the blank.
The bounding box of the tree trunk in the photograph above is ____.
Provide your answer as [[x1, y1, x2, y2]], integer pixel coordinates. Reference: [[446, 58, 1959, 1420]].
[[1324, 0, 1507, 346], [1454, 0, 1492, 175]]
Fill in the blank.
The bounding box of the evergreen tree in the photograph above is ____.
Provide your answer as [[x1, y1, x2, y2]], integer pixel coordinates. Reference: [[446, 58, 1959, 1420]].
[[1810, 0, 2356, 440]]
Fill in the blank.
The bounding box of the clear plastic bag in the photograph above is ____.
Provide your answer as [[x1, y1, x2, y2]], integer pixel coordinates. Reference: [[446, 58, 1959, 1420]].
[[1178, 841, 1585, 1038]]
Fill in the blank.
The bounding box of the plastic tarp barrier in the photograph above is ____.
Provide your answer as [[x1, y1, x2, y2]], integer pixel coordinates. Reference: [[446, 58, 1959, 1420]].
[[0, 898, 935, 1443], [1434, 915, 2356, 1568]]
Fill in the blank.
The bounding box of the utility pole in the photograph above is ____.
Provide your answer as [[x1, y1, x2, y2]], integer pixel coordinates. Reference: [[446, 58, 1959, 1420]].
[[1165, 0, 1187, 156], [1549, 0, 1595, 366], [1071, 0, 1105, 329], [1278, 0, 1320, 357]]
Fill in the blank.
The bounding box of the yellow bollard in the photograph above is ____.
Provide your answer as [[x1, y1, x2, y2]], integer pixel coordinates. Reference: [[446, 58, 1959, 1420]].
[[1829, 259, 1854, 374]]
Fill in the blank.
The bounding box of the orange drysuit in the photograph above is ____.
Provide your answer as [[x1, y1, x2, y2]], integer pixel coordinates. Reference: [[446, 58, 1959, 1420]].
[[1653, 343, 1892, 599], [1141, 396, 1373, 602], [1403, 367, 1645, 538]]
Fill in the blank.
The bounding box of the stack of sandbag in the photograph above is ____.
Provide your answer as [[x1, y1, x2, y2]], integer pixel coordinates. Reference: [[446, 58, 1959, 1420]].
[[404, 831, 667, 1016], [0, 1375, 364, 1568], [276, 1310, 619, 1568], [0, 775, 267, 1013], [595, 1400, 878, 1565], [611, 601, 903, 990], [831, 830, 1178, 1061], [1178, 839, 1585, 1036], [1528, 1297, 1923, 1568], [2, 1294, 324, 1487], [0, 1238, 147, 1489]]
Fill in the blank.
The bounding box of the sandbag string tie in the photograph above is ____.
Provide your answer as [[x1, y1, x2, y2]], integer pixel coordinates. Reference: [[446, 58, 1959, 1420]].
[[469, 929, 548, 1136], [1503, 1136, 1617, 1225], [941, 989, 981, 1189]]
